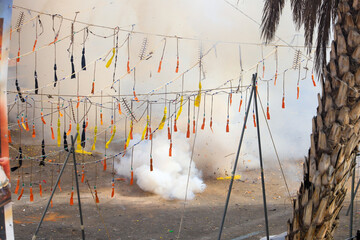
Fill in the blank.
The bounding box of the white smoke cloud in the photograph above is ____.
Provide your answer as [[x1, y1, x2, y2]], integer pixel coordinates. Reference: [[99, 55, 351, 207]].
[[114, 132, 206, 200]]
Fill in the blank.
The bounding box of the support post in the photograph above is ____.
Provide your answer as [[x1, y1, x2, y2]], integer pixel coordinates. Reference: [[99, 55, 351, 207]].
[[350, 155, 356, 238], [32, 133, 79, 240], [345, 154, 360, 216], [72, 135, 85, 240], [253, 73, 270, 240]]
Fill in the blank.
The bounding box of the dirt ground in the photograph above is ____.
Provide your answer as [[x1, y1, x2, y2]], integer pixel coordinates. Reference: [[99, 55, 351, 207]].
[[7, 144, 360, 240]]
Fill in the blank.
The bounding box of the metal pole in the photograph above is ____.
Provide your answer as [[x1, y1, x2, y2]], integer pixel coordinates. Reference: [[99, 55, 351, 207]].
[[346, 177, 360, 216], [218, 75, 255, 240], [72, 135, 85, 240], [253, 73, 270, 240], [346, 154, 360, 216], [350, 155, 356, 238], [32, 133, 78, 240]]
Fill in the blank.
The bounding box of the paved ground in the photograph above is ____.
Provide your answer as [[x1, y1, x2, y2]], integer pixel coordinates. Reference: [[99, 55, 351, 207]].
[[7, 144, 360, 240]]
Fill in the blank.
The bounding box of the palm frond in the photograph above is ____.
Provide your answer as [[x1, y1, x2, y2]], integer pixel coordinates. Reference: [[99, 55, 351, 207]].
[[261, 0, 340, 74], [261, 0, 285, 42], [290, 0, 304, 29], [302, 0, 321, 51], [314, 0, 333, 73]]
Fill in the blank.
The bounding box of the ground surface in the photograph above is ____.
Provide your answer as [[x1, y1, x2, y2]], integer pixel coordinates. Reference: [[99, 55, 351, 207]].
[[7, 144, 360, 240]]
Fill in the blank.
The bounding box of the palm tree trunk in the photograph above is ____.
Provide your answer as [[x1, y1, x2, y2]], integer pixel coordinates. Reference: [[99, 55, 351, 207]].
[[287, 1, 360, 239]]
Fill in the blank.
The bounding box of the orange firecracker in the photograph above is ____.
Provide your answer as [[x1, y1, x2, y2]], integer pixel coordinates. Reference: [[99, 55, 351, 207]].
[[67, 122, 72, 136], [169, 143, 172, 157], [51, 126, 55, 140], [201, 117, 205, 130], [167, 127, 171, 140], [282, 96, 285, 109], [118, 103, 122, 115], [312, 74, 316, 87], [297, 86, 300, 99], [70, 190, 74, 206], [103, 158, 107, 171], [111, 181, 115, 198], [30, 186, 34, 202], [58, 179, 62, 192], [253, 113, 256, 127], [57, 106, 63, 117], [25, 119, 29, 131], [41, 113, 46, 124], [149, 127, 152, 140], [130, 125, 133, 140], [176, 58, 179, 73], [32, 40, 37, 52], [32, 124, 36, 138], [8, 130, 12, 143], [39, 183, 42, 197], [133, 91, 139, 102], [186, 122, 190, 138], [91, 82, 95, 94], [17, 185, 24, 200], [95, 189, 100, 203], [130, 171, 134, 185], [17, 49, 20, 63], [81, 167, 85, 183], [174, 119, 177, 132], [158, 60, 162, 73], [14, 177, 20, 194]]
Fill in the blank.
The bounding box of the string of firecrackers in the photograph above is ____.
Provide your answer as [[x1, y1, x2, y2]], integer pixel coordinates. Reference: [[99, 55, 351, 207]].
[[144, 40, 252, 97], [7, 43, 308, 146], [9, 7, 313, 110], [11, 31, 174, 107], [10, 26, 87, 61], [6, 83, 244, 137], [9, 36, 214, 141], [6, 85, 246, 130], [7, 80, 251, 166], [9, 82, 255, 204], [256, 54, 317, 109], [7, 44, 313, 135], [7, 83, 247, 163], [12, 4, 320, 49], [6, 85, 242, 103], [7, 96, 192, 166]]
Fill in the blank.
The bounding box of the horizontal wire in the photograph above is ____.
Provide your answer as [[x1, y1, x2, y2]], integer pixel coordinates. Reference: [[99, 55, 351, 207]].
[[13, 4, 319, 48]]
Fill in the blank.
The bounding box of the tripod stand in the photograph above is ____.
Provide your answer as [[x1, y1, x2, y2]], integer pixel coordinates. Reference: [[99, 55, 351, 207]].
[[32, 133, 85, 240], [218, 73, 270, 240]]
